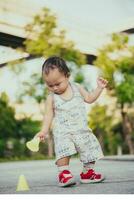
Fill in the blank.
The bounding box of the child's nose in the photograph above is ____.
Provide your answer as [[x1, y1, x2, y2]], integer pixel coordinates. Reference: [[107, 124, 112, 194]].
[[53, 86, 58, 91]]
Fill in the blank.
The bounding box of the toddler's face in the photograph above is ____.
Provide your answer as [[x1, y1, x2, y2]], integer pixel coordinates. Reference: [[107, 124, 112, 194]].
[[44, 68, 69, 94]]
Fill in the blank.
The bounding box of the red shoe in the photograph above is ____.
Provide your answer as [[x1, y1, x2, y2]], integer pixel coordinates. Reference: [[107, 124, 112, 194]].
[[80, 169, 105, 183], [58, 170, 76, 187]]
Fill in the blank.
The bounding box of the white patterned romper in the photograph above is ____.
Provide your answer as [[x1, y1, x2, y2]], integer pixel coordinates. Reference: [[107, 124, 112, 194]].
[[52, 81, 104, 164]]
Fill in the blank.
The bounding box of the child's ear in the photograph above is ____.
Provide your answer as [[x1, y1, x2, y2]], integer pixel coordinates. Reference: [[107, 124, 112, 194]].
[[67, 72, 70, 78]]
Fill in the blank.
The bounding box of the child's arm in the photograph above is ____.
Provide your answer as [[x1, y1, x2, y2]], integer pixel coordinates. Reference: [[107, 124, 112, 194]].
[[36, 94, 54, 141], [77, 77, 108, 104]]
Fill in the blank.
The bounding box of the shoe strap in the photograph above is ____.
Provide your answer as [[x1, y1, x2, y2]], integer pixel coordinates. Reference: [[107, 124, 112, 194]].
[[89, 171, 101, 179], [59, 170, 73, 183], [87, 169, 101, 179]]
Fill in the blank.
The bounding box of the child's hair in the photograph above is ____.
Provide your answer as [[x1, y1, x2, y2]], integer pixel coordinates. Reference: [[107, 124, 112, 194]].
[[42, 56, 70, 77]]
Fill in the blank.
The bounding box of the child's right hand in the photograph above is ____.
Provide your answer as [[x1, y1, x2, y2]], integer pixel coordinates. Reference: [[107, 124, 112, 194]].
[[36, 131, 46, 142]]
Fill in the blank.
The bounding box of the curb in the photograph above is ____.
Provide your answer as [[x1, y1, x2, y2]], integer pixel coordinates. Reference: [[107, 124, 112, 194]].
[[102, 155, 134, 161]]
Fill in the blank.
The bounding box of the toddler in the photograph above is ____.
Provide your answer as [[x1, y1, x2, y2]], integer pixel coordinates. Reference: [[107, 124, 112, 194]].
[[36, 56, 108, 187]]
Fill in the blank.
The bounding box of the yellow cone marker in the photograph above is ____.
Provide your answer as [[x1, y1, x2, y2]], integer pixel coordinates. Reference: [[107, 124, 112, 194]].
[[26, 137, 40, 152], [16, 174, 30, 191]]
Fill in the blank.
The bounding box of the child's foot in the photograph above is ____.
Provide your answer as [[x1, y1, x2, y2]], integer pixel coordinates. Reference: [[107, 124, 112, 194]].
[[58, 170, 76, 187], [80, 169, 105, 183]]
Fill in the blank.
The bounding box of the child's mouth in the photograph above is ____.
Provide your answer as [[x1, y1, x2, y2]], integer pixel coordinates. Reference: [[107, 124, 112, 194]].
[[55, 91, 60, 94]]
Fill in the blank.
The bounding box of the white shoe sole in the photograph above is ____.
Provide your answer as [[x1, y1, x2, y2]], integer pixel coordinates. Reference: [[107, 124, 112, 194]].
[[59, 178, 76, 187], [80, 176, 105, 184]]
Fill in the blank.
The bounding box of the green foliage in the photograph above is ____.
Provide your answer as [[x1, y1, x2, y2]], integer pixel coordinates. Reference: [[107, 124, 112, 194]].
[[94, 51, 116, 87], [0, 92, 43, 159], [94, 33, 134, 105], [116, 56, 134, 74], [19, 72, 48, 103], [0, 140, 6, 157], [94, 33, 134, 154], [74, 71, 85, 83], [24, 7, 86, 67], [116, 74, 134, 104], [0, 92, 16, 139], [16, 118, 41, 140], [89, 104, 111, 131], [88, 104, 123, 155], [111, 33, 129, 48]]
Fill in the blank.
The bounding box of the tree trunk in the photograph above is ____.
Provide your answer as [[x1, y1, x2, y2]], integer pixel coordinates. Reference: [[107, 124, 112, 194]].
[[121, 104, 134, 154], [47, 131, 54, 158], [96, 129, 104, 152]]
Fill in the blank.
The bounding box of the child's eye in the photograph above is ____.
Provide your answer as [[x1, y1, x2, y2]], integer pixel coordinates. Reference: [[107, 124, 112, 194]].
[[56, 84, 60, 86]]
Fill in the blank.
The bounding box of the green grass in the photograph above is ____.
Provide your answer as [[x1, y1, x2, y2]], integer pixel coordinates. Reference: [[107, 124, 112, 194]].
[[0, 152, 79, 163], [0, 155, 55, 163]]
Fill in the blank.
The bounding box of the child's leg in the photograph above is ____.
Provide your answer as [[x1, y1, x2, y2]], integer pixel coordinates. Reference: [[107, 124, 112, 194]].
[[57, 156, 71, 172], [83, 161, 95, 172], [57, 156, 70, 167], [57, 156, 76, 187]]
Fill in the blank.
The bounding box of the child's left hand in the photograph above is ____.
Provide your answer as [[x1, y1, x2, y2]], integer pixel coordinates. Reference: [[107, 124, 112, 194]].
[[97, 77, 108, 89]]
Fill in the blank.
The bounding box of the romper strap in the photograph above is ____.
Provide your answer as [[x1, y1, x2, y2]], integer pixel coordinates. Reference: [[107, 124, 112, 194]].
[[70, 82, 83, 98]]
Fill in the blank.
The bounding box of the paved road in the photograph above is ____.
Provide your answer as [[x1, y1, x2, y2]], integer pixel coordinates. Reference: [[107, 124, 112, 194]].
[[0, 157, 134, 194]]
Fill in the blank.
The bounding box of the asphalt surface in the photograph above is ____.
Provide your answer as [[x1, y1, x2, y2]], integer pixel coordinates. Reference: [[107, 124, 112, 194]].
[[0, 156, 134, 194]]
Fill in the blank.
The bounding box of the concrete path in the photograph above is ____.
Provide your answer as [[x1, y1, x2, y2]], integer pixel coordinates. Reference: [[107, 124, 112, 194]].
[[0, 156, 134, 194]]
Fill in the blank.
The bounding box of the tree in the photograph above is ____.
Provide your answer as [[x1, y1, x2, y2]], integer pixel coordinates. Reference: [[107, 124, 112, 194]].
[[0, 92, 43, 159], [24, 7, 86, 66], [94, 33, 134, 154], [88, 104, 118, 155], [0, 92, 17, 157], [0, 93, 16, 138]]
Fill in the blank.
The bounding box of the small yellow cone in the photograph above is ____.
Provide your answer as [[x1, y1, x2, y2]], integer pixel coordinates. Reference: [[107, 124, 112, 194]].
[[16, 174, 30, 191], [26, 137, 40, 152]]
